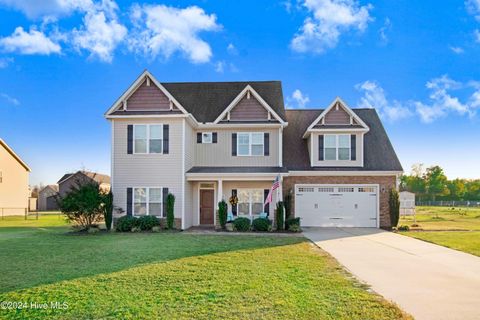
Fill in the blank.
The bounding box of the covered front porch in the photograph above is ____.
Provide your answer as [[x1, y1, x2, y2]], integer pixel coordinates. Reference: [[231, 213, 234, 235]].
[[185, 169, 286, 228]]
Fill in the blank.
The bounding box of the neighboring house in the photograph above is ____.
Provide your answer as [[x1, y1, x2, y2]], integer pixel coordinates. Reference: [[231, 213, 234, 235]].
[[57, 171, 110, 198], [38, 185, 59, 211], [0, 139, 31, 216], [105, 70, 402, 229]]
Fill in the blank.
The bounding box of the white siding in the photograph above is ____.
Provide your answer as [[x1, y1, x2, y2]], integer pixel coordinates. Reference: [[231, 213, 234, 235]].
[[194, 128, 280, 167], [112, 118, 183, 219], [183, 122, 195, 228], [0, 144, 29, 216]]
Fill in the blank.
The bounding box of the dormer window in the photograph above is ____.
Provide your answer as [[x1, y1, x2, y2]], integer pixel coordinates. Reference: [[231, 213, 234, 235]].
[[324, 134, 350, 161]]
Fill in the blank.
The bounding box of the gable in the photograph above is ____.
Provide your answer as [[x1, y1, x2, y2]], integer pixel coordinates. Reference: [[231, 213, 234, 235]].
[[324, 103, 352, 124], [304, 98, 369, 138], [0, 139, 30, 172], [223, 94, 270, 121], [126, 78, 179, 111]]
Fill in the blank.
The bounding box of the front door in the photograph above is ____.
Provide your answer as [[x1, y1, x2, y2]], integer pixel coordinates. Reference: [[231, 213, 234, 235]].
[[200, 189, 215, 225]]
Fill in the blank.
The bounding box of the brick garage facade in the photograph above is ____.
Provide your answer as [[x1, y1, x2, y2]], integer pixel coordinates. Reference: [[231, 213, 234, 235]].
[[282, 175, 397, 228]]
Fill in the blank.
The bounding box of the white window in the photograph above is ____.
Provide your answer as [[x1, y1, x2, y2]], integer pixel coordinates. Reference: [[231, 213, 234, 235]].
[[133, 187, 163, 217], [324, 134, 350, 161], [237, 189, 264, 217], [202, 132, 212, 143], [134, 124, 163, 154], [237, 132, 264, 156]]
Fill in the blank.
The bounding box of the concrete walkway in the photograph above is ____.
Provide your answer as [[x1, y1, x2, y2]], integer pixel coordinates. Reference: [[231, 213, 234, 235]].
[[303, 228, 480, 320]]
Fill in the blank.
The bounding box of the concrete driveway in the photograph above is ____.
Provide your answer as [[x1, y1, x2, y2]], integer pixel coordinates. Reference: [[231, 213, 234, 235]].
[[303, 228, 480, 320]]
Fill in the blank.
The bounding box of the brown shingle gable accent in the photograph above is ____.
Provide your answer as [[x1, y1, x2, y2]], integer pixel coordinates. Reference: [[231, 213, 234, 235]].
[[126, 78, 179, 111], [226, 94, 269, 121], [324, 103, 351, 124]]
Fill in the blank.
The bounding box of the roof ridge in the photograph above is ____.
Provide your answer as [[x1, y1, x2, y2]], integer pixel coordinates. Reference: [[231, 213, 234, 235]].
[[162, 80, 281, 85]]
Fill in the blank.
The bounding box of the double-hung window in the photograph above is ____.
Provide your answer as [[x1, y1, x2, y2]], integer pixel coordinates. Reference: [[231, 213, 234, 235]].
[[133, 187, 163, 216], [237, 132, 264, 156], [324, 134, 350, 160], [134, 124, 163, 154], [237, 189, 264, 217]]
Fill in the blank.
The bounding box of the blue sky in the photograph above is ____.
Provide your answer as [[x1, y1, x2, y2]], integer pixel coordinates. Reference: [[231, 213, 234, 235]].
[[0, 0, 479, 185]]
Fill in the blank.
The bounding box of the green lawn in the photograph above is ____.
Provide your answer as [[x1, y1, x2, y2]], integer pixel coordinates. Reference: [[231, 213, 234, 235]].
[[399, 206, 480, 257], [402, 231, 480, 257], [0, 216, 410, 319], [399, 206, 480, 230]]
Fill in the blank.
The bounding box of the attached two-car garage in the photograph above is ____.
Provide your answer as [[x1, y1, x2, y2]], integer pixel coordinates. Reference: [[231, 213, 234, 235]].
[[295, 184, 379, 227]]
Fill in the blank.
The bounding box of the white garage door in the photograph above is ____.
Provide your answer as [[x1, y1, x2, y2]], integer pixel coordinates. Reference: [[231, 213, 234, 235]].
[[295, 185, 378, 227]]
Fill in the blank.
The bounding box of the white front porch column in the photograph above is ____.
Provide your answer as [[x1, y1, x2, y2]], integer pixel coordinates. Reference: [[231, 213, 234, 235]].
[[217, 179, 223, 204], [277, 176, 284, 203]]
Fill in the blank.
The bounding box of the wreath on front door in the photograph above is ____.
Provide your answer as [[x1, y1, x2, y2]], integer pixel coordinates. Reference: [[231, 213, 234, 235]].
[[229, 195, 238, 206]]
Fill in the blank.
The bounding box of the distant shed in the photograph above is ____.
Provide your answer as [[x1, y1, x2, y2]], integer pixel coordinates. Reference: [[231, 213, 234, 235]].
[[400, 191, 415, 215]]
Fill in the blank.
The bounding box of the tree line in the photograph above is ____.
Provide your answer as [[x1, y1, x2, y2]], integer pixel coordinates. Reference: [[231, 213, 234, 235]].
[[400, 164, 480, 201]]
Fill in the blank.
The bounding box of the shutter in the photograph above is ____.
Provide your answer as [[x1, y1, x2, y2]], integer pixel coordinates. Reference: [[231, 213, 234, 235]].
[[264, 133, 269, 156], [264, 189, 270, 216], [163, 125, 169, 154], [162, 188, 169, 218], [126, 188, 133, 216], [212, 132, 217, 143], [197, 133, 202, 143], [318, 135, 324, 161], [127, 125, 133, 154], [351, 135, 356, 161], [232, 133, 237, 156], [232, 189, 237, 215]]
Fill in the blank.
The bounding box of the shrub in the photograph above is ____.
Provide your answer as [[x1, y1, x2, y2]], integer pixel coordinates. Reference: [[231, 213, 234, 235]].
[[137, 216, 160, 231], [152, 226, 162, 233], [276, 201, 285, 231], [389, 189, 400, 228], [58, 182, 105, 230], [87, 227, 100, 234], [131, 226, 141, 233], [233, 217, 251, 232], [252, 218, 271, 232], [116, 216, 138, 232], [397, 225, 410, 231], [284, 193, 292, 219], [218, 200, 228, 230], [285, 217, 301, 232], [166, 193, 175, 229], [103, 191, 113, 231]]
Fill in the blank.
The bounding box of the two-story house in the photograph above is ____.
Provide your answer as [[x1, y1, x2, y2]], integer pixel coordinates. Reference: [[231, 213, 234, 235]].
[[105, 70, 402, 229]]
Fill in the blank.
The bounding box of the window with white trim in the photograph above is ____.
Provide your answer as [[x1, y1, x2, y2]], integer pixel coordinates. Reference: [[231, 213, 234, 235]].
[[324, 134, 350, 161], [237, 132, 264, 156], [134, 124, 163, 154], [202, 132, 213, 143], [133, 187, 163, 216], [237, 189, 264, 216]]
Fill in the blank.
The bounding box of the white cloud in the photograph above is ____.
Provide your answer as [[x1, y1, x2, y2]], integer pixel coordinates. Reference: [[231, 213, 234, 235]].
[[450, 46, 464, 54], [379, 17, 391, 44], [466, 0, 480, 21], [0, 0, 93, 19], [291, 0, 372, 53], [214, 61, 225, 73], [356, 80, 412, 121], [71, 0, 127, 62], [128, 4, 220, 64], [287, 89, 310, 108], [357, 76, 480, 123], [227, 43, 237, 55], [0, 92, 20, 106], [475, 29, 480, 42], [0, 57, 13, 68], [0, 27, 61, 55]]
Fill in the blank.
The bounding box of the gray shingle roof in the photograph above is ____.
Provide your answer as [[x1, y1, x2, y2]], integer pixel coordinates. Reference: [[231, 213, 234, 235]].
[[283, 109, 403, 171], [162, 81, 285, 123]]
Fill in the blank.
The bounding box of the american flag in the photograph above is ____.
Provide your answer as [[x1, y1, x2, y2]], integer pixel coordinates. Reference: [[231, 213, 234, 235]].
[[264, 175, 281, 206]]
